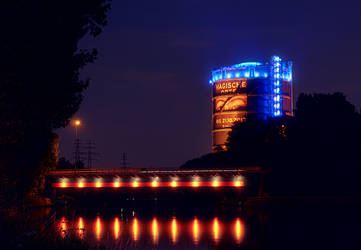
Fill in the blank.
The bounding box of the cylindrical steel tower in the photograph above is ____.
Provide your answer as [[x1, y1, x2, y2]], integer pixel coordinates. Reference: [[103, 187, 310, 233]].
[[210, 56, 293, 151]]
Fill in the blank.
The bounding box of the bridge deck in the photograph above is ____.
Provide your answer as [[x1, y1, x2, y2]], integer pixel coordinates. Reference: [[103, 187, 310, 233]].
[[48, 167, 263, 189]]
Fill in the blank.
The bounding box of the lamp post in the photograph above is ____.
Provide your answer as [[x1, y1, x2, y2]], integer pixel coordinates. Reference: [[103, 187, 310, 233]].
[[73, 120, 81, 169], [74, 119, 81, 138]]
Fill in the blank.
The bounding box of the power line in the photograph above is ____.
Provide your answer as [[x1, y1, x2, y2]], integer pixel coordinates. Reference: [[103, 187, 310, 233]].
[[121, 152, 130, 169]]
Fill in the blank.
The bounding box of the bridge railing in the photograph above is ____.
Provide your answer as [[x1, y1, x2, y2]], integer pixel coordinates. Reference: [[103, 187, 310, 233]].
[[47, 167, 264, 177]]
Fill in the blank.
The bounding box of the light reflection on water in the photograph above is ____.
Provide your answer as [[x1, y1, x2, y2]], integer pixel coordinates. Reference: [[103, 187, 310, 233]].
[[171, 217, 177, 244], [57, 215, 245, 247], [114, 217, 120, 240], [132, 217, 139, 242], [193, 217, 200, 244], [213, 218, 220, 244], [95, 216, 102, 240], [151, 218, 159, 244], [59, 217, 67, 238], [235, 218, 245, 244], [78, 217, 85, 239]]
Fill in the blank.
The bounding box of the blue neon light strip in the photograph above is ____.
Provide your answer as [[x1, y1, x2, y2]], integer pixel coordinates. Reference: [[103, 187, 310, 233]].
[[237, 62, 262, 67], [209, 69, 269, 84], [272, 56, 282, 117], [209, 59, 289, 85]]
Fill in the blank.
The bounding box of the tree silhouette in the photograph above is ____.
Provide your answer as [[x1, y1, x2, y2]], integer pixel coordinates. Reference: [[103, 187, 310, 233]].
[[57, 157, 85, 169], [181, 92, 361, 195], [0, 0, 111, 200]]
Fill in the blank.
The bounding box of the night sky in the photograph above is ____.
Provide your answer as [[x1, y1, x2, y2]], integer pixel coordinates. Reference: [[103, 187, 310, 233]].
[[58, 0, 361, 169]]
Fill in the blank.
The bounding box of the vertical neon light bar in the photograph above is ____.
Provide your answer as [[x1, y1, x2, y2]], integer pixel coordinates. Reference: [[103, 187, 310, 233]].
[[272, 56, 282, 117]]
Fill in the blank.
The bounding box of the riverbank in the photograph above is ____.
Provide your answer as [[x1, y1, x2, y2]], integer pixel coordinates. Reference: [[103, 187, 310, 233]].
[[245, 195, 361, 207]]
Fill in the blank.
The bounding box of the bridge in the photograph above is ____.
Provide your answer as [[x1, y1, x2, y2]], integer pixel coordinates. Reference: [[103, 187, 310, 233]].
[[47, 167, 264, 190]]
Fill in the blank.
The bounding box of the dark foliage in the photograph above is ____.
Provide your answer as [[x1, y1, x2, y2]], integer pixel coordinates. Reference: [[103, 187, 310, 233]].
[[0, 208, 102, 250], [181, 93, 361, 195], [0, 0, 111, 200], [57, 157, 85, 169]]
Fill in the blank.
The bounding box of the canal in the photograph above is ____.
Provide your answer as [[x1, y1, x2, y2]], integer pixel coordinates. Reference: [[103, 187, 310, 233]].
[[51, 198, 361, 249], [56, 204, 245, 249]]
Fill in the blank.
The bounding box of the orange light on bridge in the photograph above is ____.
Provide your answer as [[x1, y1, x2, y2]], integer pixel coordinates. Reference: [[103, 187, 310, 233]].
[[78, 179, 84, 188], [114, 181, 121, 188], [234, 218, 245, 244], [212, 177, 221, 187], [132, 181, 139, 188], [95, 178, 102, 188], [151, 218, 159, 244], [234, 181, 244, 187], [171, 181, 177, 188], [60, 179, 67, 188], [212, 180, 220, 187], [192, 181, 200, 187], [171, 218, 178, 244], [152, 180, 159, 188], [114, 217, 120, 240], [192, 176, 200, 187]]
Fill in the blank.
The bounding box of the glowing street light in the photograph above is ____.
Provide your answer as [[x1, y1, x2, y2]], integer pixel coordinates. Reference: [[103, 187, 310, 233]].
[[78, 180, 84, 188], [212, 180, 220, 187], [132, 179, 139, 188], [73, 119, 81, 138], [192, 178, 200, 188], [60, 178, 68, 188], [95, 178, 102, 188], [152, 180, 159, 188], [72, 119, 82, 169], [234, 176, 244, 187], [212, 176, 221, 187], [234, 181, 243, 187]]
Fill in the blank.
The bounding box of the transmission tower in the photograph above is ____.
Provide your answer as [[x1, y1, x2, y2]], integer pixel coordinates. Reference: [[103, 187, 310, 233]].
[[85, 140, 99, 169], [73, 139, 99, 169], [73, 138, 81, 169], [121, 152, 130, 169]]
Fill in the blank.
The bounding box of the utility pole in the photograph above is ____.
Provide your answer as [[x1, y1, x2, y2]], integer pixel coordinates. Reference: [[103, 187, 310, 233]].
[[73, 139, 81, 169], [73, 120, 81, 169]]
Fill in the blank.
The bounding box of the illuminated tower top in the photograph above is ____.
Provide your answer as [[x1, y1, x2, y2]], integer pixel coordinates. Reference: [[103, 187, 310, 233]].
[[210, 56, 292, 117]]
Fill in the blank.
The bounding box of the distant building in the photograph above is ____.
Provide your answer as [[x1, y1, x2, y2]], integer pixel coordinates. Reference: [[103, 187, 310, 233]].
[[210, 56, 293, 151]]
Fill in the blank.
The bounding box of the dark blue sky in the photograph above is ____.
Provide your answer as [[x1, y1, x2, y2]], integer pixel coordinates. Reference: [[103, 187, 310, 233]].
[[58, 0, 361, 168]]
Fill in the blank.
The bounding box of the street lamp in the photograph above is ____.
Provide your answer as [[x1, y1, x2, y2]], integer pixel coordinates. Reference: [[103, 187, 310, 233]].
[[73, 119, 81, 139], [73, 119, 81, 169]]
